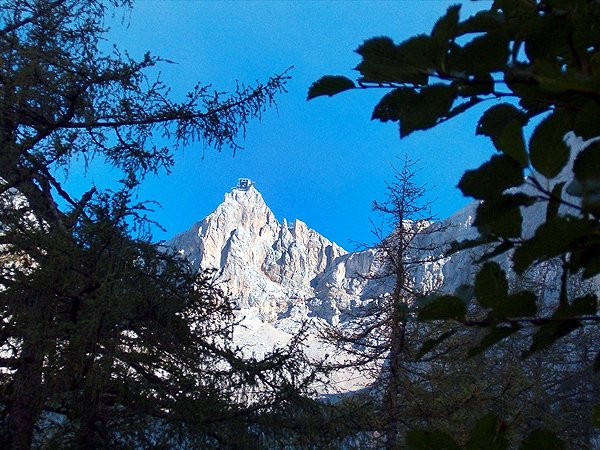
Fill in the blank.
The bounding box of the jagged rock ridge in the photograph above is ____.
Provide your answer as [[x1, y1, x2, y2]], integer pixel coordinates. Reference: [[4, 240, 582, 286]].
[[167, 179, 484, 338], [168, 134, 598, 391], [167, 179, 480, 393], [169, 183, 349, 323]]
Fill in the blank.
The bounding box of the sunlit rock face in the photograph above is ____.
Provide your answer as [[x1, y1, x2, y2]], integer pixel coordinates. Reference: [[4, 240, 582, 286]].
[[168, 183, 348, 323], [167, 180, 475, 391], [167, 135, 599, 391], [167, 179, 490, 330], [168, 135, 596, 365]]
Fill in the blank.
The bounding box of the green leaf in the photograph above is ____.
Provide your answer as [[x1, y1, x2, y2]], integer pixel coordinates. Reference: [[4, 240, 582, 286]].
[[496, 121, 528, 167], [568, 234, 600, 278], [519, 429, 564, 450], [568, 294, 598, 316], [393, 34, 444, 72], [356, 36, 395, 54], [476, 201, 521, 237], [529, 110, 571, 178], [469, 325, 521, 357], [456, 10, 503, 35], [399, 84, 456, 136], [505, 67, 554, 111], [307, 76, 356, 100], [356, 36, 395, 58], [489, 291, 537, 319], [522, 295, 597, 358], [406, 429, 461, 450], [458, 155, 524, 200], [477, 104, 528, 166], [372, 87, 415, 122], [416, 330, 456, 359], [355, 35, 434, 84], [418, 295, 467, 321], [372, 84, 457, 137], [524, 319, 580, 358], [475, 262, 508, 309], [581, 248, 600, 278], [524, 13, 569, 62], [474, 194, 534, 238], [432, 5, 461, 43], [447, 31, 510, 76], [466, 413, 508, 450], [454, 75, 495, 98], [569, 141, 600, 215], [593, 403, 600, 427], [355, 36, 398, 83], [513, 217, 594, 274], [574, 101, 600, 140], [477, 104, 523, 138]]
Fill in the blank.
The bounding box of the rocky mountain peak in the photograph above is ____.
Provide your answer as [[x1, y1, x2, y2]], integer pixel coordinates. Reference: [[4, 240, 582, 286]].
[[218, 184, 274, 232], [167, 137, 599, 389], [168, 181, 348, 321]]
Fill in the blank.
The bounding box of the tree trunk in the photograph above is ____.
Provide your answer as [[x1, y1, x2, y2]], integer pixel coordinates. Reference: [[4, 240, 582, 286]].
[[384, 260, 407, 450], [4, 291, 54, 449], [384, 317, 405, 450], [75, 392, 101, 450], [6, 340, 45, 450]]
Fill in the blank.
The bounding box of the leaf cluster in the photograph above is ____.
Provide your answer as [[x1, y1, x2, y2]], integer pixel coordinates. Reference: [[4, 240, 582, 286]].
[[407, 413, 564, 450], [310, 0, 600, 447], [0, 0, 310, 447]]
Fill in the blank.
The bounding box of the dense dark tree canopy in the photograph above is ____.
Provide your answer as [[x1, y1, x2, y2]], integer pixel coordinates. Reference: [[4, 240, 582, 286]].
[[0, 1, 310, 448], [310, 0, 600, 447]]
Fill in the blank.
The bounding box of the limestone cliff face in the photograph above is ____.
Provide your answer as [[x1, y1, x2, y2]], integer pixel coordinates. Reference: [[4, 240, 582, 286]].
[[167, 182, 479, 327], [165, 136, 600, 393], [169, 185, 346, 321], [170, 134, 596, 340]]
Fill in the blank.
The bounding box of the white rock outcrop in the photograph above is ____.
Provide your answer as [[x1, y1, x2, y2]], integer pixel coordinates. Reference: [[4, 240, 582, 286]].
[[168, 178, 493, 329], [168, 134, 600, 392], [169, 184, 347, 323], [167, 181, 475, 391], [169, 133, 599, 359]]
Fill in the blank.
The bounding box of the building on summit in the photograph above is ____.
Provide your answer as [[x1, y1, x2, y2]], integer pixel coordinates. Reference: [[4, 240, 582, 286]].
[[236, 178, 253, 191]]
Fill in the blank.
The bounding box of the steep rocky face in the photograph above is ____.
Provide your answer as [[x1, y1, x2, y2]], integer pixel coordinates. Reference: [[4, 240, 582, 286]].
[[166, 181, 480, 394], [169, 184, 347, 321], [167, 135, 598, 393], [168, 180, 485, 329], [170, 134, 595, 342]]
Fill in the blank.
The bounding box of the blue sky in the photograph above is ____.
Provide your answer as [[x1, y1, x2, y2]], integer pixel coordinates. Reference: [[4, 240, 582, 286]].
[[70, 0, 494, 249]]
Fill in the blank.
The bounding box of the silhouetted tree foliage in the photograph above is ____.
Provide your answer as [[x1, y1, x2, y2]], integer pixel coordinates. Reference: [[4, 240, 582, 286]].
[[319, 159, 595, 449], [310, 0, 600, 447], [321, 157, 447, 448], [0, 1, 319, 448]]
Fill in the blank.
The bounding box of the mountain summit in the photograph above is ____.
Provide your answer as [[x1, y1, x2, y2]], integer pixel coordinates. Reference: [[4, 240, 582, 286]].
[[169, 181, 348, 323], [168, 178, 484, 333], [167, 179, 477, 390], [168, 135, 597, 393]]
